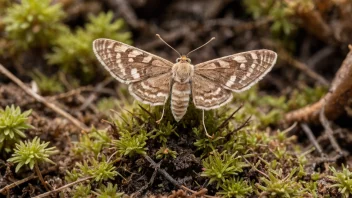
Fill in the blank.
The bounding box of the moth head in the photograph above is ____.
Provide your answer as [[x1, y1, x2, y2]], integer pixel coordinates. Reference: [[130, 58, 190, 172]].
[[176, 55, 191, 63]]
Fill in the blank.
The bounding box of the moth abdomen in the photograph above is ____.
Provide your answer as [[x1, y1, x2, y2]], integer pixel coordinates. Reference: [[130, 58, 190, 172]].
[[171, 82, 191, 122]]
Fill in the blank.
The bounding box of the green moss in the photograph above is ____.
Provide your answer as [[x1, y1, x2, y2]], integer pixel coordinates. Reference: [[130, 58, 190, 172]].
[[47, 11, 132, 82], [93, 183, 124, 198], [73, 128, 111, 158], [201, 150, 249, 188], [31, 70, 64, 95], [256, 168, 307, 197], [328, 165, 352, 198], [156, 146, 177, 159], [217, 178, 253, 198], [75, 155, 118, 183], [0, 105, 33, 152], [3, 0, 66, 50], [71, 184, 91, 198], [7, 137, 59, 172], [114, 130, 148, 157], [243, 0, 295, 37]]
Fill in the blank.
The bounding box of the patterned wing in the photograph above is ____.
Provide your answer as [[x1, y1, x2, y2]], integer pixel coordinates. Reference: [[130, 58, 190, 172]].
[[194, 50, 277, 92], [192, 74, 233, 110], [129, 72, 172, 106], [93, 38, 173, 84]]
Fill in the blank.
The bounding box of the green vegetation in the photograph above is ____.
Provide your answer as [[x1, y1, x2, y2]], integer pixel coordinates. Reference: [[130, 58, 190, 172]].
[[0, 105, 33, 152], [7, 137, 58, 172], [93, 183, 124, 198], [47, 11, 132, 82], [31, 70, 64, 95], [328, 165, 352, 198], [114, 130, 148, 157], [217, 178, 253, 198], [3, 0, 66, 50], [201, 151, 248, 188]]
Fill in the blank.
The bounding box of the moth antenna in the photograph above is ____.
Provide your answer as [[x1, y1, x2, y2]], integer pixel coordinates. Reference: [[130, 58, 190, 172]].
[[187, 37, 215, 57], [156, 34, 182, 57]]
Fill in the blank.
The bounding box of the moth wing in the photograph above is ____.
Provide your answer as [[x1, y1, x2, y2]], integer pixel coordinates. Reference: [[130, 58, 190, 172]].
[[192, 74, 233, 110], [93, 38, 173, 84], [194, 50, 277, 92], [129, 72, 172, 106]]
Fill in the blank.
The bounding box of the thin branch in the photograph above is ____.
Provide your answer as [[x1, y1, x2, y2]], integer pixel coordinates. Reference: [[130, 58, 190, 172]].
[[0, 64, 88, 131], [215, 104, 243, 133], [0, 166, 56, 194], [300, 123, 324, 157], [34, 164, 50, 191], [32, 176, 93, 198], [319, 106, 343, 155]]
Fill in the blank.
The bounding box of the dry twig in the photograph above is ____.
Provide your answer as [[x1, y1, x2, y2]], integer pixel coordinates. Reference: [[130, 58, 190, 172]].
[[0, 166, 56, 194], [0, 64, 88, 131], [285, 45, 352, 123]]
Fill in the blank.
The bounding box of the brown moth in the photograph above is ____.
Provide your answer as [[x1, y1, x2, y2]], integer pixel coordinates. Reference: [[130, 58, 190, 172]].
[[93, 35, 277, 137]]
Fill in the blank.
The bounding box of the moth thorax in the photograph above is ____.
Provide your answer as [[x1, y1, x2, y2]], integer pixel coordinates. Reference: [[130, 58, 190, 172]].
[[172, 62, 194, 83]]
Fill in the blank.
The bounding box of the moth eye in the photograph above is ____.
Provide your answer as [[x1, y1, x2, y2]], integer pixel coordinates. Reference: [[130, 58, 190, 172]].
[[187, 58, 191, 63], [176, 58, 180, 62]]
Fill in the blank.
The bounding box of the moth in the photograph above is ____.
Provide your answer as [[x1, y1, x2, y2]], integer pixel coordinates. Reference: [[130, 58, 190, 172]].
[[93, 35, 277, 137]]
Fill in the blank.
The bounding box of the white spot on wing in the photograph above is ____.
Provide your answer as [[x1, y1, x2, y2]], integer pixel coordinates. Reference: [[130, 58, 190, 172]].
[[128, 58, 134, 62], [250, 52, 258, 59], [225, 75, 236, 87], [233, 55, 247, 63], [142, 56, 153, 63], [130, 68, 140, 79], [115, 45, 128, 52], [128, 50, 143, 57], [240, 63, 246, 69]]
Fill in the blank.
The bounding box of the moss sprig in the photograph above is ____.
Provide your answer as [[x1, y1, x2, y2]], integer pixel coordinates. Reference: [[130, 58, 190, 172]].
[[114, 130, 148, 157], [217, 178, 253, 198], [93, 183, 124, 198], [7, 136, 58, 172], [3, 0, 66, 50], [201, 150, 248, 188], [75, 155, 118, 183], [47, 11, 132, 82], [328, 165, 352, 198], [0, 105, 33, 152]]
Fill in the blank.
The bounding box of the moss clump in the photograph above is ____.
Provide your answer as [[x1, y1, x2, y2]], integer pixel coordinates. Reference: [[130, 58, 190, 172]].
[[114, 130, 148, 157], [3, 0, 66, 50], [201, 150, 249, 188], [47, 11, 132, 82], [74, 128, 111, 158], [217, 178, 253, 198], [0, 105, 33, 152], [73, 155, 118, 183], [7, 137, 58, 172], [93, 183, 124, 198], [328, 165, 352, 198], [243, 0, 296, 37]]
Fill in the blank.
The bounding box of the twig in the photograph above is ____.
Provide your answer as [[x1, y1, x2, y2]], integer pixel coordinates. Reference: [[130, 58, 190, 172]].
[[0, 166, 56, 194], [300, 123, 324, 157], [46, 86, 93, 101], [224, 116, 251, 140], [78, 78, 113, 112], [34, 164, 50, 191], [285, 45, 352, 123], [214, 104, 243, 133], [319, 106, 343, 155], [0, 64, 88, 131], [32, 176, 93, 198]]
